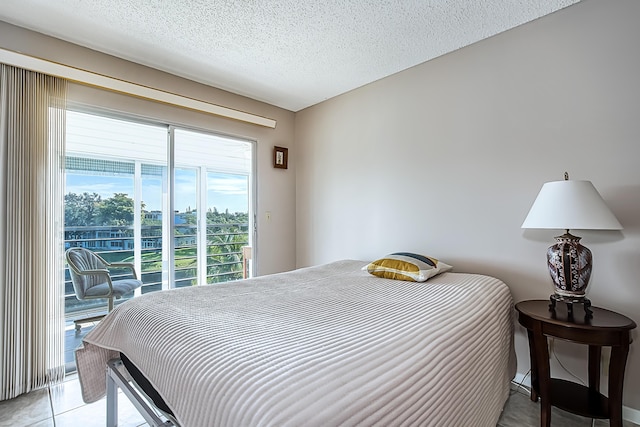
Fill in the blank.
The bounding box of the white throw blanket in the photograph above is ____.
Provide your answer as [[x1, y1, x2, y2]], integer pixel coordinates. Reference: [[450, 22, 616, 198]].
[[76, 260, 515, 426]]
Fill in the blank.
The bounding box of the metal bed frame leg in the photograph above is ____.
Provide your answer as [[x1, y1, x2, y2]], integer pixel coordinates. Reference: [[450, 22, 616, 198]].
[[106, 358, 176, 427], [106, 365, 118, 427]]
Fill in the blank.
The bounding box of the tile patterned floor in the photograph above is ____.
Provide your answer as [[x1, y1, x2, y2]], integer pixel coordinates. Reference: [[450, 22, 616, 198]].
[[2, 378, 639, 427], [0, 374, 153, 427], [498, 387, 639, 427]]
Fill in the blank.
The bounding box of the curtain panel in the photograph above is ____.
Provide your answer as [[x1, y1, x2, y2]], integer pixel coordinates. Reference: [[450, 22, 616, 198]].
[[0, 64, 67, 400]]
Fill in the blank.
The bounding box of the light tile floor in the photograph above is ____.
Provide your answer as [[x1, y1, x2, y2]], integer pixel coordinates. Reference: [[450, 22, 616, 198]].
[[2, 378, 639, 427], [0, 373, 152, 427], [498, 387, 639, 427]]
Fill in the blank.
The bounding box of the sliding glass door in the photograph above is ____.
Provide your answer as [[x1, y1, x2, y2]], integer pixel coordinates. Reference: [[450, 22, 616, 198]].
[[64, 111, 254, 367]]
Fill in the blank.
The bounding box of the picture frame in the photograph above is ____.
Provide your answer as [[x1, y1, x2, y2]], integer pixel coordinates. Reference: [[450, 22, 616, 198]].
[[273, 146, 288, 169]]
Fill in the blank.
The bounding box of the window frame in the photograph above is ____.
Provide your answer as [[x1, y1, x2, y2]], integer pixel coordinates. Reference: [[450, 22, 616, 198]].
[[64, 106, 257, 299]]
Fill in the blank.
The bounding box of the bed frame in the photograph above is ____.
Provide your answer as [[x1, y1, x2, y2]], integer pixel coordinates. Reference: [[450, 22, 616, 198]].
[[106, 358, 176, 427]]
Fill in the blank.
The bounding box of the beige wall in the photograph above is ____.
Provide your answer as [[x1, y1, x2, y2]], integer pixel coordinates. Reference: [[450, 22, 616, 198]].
[[0, 21, 297, 276], [295, 0, 640, 415]]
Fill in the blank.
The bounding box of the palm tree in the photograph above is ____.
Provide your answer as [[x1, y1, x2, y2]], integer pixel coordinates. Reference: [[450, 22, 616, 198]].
[[206, 226, 247, 283]]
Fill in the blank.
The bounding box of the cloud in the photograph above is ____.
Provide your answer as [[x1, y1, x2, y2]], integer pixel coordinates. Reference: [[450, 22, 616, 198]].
[[66, 175, 132, 200], [207, 175, 248, 195], [66, 172, 248, 212]]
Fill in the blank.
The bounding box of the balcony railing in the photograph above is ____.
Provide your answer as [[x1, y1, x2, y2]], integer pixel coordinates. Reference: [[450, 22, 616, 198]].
[[64, 222, 249, 318]]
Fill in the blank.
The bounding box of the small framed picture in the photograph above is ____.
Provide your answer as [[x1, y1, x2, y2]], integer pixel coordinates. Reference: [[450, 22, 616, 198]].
[[273, 146, 288, 169]]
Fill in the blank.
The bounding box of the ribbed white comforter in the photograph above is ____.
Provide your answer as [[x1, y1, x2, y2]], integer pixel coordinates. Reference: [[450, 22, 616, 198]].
[[76, 260, 515, 426]]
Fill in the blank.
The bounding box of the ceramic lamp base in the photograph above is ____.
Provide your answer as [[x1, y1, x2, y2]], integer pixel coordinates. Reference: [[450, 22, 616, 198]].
[[546, 232, 592, 298]]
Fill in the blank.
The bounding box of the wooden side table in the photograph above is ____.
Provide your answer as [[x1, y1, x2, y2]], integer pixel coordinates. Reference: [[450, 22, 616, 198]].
[[516, 300, 636, 427]]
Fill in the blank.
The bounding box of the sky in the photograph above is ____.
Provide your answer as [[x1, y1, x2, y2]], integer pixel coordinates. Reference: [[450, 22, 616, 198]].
[[66, 170, 249, 213], [64, 110, 252, 214]]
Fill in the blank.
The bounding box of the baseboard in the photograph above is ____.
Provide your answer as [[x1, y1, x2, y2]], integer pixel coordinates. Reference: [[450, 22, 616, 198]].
[[511, 372, 640, 425], [624, 406, 640, 425]]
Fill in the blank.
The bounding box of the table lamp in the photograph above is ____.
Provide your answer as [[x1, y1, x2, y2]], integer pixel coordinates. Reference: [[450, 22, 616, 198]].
[[521, 173, 622, 316]]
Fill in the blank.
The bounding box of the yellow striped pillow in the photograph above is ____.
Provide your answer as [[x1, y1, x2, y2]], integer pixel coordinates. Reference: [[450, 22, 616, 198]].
[[364, 252, 452, 282]]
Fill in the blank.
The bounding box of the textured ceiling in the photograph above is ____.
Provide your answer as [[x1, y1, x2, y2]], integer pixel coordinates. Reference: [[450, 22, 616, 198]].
[[0, 0, 579, 111]]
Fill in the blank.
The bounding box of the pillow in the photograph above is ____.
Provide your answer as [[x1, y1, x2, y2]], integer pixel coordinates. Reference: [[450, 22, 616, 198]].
[[363, 252, 452, 282]]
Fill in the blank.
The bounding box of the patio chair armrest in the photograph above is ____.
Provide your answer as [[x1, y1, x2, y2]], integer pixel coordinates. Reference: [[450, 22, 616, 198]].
[[108, 262, 139, 280], [76, 268, 110, 276]]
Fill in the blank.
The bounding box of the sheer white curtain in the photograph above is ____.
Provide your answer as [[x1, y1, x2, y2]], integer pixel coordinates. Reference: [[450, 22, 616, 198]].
[[0, 64, 67, 400]]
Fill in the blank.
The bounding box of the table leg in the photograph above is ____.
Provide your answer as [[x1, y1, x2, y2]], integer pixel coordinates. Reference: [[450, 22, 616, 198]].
[[532, 323, 551, 427], [608, 341, 630, 427], [588, 345, 601, 392], [526, 329, 539, 402]]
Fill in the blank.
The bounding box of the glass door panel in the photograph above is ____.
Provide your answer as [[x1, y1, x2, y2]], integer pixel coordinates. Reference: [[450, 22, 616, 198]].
[[173, 168, 198, 288], [206, 172, 249, 284], [174, 128, 253, 285], [64, 163, 135, 314], [141, 164, 167, 294]]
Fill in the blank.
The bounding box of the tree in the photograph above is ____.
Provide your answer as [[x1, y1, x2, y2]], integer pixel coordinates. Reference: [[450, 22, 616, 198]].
[[206, 209, 248, 225], [64, 192, 102, 226], [97, 193, 134, 226]]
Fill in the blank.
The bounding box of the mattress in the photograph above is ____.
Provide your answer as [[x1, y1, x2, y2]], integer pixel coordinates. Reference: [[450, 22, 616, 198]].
[[76, 260, 515, 426]]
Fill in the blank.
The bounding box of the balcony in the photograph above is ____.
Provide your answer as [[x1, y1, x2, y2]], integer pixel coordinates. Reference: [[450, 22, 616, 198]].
[[64, 221, 250, 370]]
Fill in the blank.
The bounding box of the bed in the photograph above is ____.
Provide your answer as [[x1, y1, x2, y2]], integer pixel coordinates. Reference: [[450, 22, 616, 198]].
[[75, 259, 516, 426]]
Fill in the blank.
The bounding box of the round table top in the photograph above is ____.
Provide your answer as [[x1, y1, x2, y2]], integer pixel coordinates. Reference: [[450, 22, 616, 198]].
[[516, 300, 636, 331]]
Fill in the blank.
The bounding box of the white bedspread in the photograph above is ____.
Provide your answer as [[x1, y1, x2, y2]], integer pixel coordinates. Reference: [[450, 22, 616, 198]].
[[76, 260, 515, 427]]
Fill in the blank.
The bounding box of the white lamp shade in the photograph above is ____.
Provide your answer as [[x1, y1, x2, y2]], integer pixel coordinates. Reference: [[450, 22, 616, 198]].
[[521, 180, 622, 230]]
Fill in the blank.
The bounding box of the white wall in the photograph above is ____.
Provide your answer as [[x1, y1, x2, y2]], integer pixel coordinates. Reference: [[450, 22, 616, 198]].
[[0, 21, 297, 276], [295, 0, 640, 414]]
